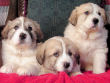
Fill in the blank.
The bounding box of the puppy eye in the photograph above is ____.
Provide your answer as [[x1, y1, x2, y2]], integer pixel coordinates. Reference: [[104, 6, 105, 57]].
[[84, 11, 89, 15], [14, 26, 19, 30], [98, 12, 101, 16], [53, 52, 59, 57], [28, 26, 32, 31], [68, 51, 72, 56]]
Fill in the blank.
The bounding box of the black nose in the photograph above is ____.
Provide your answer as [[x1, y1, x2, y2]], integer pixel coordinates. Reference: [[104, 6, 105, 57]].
[[64, 62, 70, 68], [20, 33, 26, 40], [93, 18, 99, 24]]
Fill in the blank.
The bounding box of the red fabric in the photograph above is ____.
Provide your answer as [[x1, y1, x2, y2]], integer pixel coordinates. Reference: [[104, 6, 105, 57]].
[[105, 0, 110, 5], [0, 0, 10, 6], [0, 70, 110, 83]]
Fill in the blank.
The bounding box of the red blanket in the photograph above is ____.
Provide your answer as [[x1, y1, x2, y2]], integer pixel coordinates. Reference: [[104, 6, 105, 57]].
[[0, 70, 110, 83]]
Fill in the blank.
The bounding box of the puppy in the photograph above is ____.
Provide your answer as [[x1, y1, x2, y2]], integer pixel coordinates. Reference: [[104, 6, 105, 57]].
[[0, 16, 43, 75], [36, 36, 81, 76], [64, 3, 108, 74]]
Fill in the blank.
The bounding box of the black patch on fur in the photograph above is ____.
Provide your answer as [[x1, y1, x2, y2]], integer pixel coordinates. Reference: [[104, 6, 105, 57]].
[[25, 29, 34, 41], [75, 54, 80, 65]]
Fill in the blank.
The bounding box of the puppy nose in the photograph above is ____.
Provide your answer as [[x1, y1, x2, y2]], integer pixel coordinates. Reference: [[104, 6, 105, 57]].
[[64, 62, 70, 68], [20, 33, 27, 40], [93, 18, 99, 24]]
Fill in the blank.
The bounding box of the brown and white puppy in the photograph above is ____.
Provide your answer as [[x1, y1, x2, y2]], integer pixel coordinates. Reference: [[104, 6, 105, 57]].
[[64, 3, 108, 74], [0, 16, 43, 75], [36, 36, 81, 76]]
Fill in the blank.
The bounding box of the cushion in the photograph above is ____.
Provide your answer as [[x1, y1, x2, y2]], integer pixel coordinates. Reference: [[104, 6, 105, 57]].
[[0, 69, 110, 83]]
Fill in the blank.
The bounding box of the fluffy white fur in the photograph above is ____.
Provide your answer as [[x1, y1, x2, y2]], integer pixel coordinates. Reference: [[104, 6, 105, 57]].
[[0, 17, 43, 75], [52, 38, 73, 72], [64, 3, 108, 74], [1, 40, 40, 75], [37, 36, 81, 75]]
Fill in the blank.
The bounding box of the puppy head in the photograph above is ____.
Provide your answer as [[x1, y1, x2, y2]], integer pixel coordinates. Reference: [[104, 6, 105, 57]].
[[36, 36, 79, 73], [2, 16, 43, 46], [69, 3, 106, 31]]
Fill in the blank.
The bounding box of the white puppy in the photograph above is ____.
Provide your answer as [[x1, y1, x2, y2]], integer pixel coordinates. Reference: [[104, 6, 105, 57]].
[[0, 16, 43, 75], [36, 36, 81, 76], [64, 3, 108, 74]]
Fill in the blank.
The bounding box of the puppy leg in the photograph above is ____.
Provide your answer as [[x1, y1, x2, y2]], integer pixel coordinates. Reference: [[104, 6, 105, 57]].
[[93, 49, 107, 74], [80, 61, 93, 71], [85, 64, 93, 71], [0, 63, 17, 73], [17, 63, 40, 75]]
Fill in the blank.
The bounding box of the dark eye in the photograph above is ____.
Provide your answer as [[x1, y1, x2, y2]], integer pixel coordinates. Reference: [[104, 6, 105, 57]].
[[98, 12, 101, 16], [53, 52, 59, 57], [28, 26, 32, 31], [14, 26, 19, 30], [84, 11, 89, 15], [68, 51, 72, 56]]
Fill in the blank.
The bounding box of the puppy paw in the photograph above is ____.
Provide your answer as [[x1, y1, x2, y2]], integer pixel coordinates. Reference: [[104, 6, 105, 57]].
[[17, 67, 35, 76], [71, 72, 82, 76], [93, 69, 105, 74], [0, 65, 14, 73]]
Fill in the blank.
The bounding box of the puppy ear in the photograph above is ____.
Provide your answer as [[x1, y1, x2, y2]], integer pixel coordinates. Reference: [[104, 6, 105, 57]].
[[74, 53, 80, 65], [100, 8, 107, 24], [69, 8, 77, 26], [36, 43, 45, 65], [34, 21, 44, 42], [2, 21, 12, 39]]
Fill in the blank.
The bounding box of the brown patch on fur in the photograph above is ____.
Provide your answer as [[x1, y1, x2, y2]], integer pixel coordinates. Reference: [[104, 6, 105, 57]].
[[2, 21, 13, 39], [23, 17, 43, 41], [69, 9, 77, 26], [36, 39, 62, 66], [69, 3, 92, 26], [37, 36, 80, 74], [86, 27, 99, 38], [36, 43, 46, 65], [100, 8, 107, 24], [2, 17, 43, 42], [69, 3, 106, 26]]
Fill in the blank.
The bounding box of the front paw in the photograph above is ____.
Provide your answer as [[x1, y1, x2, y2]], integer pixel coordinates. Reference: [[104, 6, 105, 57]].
[[17, 67, 33, 76], [0, 65, 14, 73], [93, 69, 105, 74], [71, 72, 82, 76]]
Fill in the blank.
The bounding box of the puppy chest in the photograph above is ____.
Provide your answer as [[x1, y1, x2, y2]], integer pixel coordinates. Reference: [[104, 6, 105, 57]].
[[3, 50, 37, 65], [9, 56, 36, 65]]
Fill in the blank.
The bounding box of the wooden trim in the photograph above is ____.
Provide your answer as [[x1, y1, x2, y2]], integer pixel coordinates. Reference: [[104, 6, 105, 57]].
[[18, 0, 28, 16], [6, 0, 18, 23]]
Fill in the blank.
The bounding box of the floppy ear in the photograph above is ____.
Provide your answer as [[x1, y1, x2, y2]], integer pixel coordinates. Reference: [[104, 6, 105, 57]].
[[2, 21, 12, 39], [69, 8, 77, 26], [74, 53, 80, 65], [33, 21, 44, 42], [100, 8, 107, 24], [36, 43, 46, 65], [71, 43, 80, 64]]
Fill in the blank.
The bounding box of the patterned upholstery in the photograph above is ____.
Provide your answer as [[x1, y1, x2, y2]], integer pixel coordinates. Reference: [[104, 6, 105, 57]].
[[0, 6, 9, 25], [0, 0, 9, 26]]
